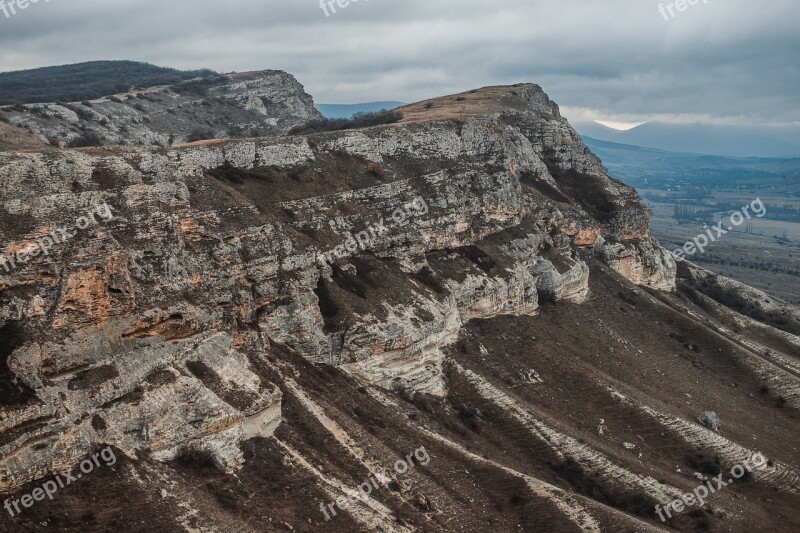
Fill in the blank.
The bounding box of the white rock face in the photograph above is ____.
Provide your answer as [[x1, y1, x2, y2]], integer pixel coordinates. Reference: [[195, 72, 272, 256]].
[[0, 70, 322, 149], [0, 83, 679, 492], [595, 237, 677, 291], [1, 331, 281, 491]]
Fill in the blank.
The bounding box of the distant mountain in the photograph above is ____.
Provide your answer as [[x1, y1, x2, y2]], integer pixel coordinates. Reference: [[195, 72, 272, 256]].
[[574, 121, 800, 158], [0, 70, 321, 149], [583, 135, 800, 186], [316, 101, 405, 119], [0, 61, 218, 105]]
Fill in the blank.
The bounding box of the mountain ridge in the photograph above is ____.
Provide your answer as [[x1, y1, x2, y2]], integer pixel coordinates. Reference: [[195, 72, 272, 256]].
[[574, 120, 800, 158], [0, 69, 322, 149], [0, 79, 798, 532], [0, 60, 219, 106], [581, 135, 800, 184]]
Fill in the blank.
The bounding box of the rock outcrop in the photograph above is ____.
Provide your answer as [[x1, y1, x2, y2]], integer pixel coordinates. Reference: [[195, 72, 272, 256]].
[[1, 82, 797, 533], [0, 70, 321, 149]]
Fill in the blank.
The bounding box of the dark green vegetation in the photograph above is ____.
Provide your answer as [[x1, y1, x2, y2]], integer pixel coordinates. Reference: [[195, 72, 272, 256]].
[[315, 101, 405, 119], [0, 61, 218, 105], [288, 109, 403, 135]]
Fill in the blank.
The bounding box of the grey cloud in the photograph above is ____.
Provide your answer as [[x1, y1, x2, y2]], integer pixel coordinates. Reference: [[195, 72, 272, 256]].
[[0, 0, 798, 126]]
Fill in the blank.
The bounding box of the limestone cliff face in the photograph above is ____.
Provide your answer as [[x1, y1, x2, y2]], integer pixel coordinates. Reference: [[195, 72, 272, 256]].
[[0, 84, 677, 493], [6, 83, 797, 533], [0, 70, 322, 149]]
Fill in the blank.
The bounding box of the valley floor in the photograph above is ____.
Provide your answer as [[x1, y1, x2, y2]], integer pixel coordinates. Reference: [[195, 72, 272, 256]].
[[648, 203, 800, 304]]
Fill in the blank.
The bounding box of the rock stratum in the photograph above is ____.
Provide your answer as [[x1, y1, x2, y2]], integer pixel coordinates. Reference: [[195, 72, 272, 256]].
[[0, 70, 322, 149], [0, 78, 798, 532]]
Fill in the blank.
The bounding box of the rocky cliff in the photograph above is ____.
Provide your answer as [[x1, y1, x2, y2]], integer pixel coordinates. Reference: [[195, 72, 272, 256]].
[[0, 70, 322, 149], [0, 82, 798, 532]]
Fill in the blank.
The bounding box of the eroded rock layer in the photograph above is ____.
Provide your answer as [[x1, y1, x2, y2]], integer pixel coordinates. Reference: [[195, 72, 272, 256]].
[[0, 84, 798, 532], [0, 70, 321, 149]]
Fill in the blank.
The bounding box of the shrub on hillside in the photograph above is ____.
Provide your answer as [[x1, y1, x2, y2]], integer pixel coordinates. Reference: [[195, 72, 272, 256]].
[[187, 129, 215, 142], [0, 61, 218, 105], [172, 76, 228, 96], [65, 103, 96, 121], [69, 131, 103, 148], [288, 109, 402, 135]]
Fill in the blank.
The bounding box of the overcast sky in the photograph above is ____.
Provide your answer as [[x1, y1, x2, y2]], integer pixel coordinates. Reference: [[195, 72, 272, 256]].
[[1, 0, 798, 128]]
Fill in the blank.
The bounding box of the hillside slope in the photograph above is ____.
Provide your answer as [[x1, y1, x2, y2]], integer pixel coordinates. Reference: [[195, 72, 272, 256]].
[[0, 83, 798, 532], [0, 61, 218, 105], [0, 70, 322, 149]]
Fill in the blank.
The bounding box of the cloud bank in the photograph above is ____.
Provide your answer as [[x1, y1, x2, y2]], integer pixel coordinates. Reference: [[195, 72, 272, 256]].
[[1, 0, 798, 127]]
